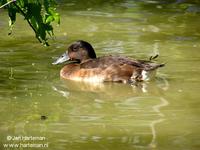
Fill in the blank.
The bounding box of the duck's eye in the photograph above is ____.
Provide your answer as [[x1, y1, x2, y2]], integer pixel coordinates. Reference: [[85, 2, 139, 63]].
[[72, 45, 82, 51], [72, 46, 79, 51], [72, 48, 78, 51]]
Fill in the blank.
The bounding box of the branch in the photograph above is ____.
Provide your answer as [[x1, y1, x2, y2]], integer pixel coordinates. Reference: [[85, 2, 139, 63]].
[[13, 2, 43, 44], [0, 0, 16, 9]]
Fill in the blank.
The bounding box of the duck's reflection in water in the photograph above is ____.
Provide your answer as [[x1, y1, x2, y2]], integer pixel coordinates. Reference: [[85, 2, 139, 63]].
[[52, 75, 169, 100], [51, 76, 169, 148]]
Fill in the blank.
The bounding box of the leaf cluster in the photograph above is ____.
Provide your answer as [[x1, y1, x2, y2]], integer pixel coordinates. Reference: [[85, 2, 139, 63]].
[[0, 0, 60, 46]]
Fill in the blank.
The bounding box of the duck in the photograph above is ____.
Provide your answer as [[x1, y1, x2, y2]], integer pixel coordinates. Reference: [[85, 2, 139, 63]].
[[52, 40, 164, 83]]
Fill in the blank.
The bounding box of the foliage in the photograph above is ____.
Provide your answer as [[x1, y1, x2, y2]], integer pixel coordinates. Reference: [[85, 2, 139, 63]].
[[0, 0, 60, 46]]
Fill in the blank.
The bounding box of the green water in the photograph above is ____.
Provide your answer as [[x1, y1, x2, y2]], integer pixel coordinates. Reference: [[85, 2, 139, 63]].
[[0, 0, 200, 150]]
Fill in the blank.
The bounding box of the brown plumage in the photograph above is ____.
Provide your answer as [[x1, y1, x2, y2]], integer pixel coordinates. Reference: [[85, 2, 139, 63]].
[[53, 40, 164, 83]]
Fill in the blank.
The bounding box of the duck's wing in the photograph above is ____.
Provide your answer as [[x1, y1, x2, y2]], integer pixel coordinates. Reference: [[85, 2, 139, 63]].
[[80, 56, 136, 69], [104, 56, 165, 71], [80, 56, 164, 70]]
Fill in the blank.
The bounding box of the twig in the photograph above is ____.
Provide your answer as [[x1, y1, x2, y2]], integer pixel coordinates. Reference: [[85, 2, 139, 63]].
[[13, 2, 43, 43], [0, 0, 16, 9]]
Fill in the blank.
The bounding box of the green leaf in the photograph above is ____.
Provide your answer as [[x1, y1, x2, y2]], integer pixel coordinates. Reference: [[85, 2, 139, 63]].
[[3, 0, 60, 46], [7, 3, 18, 35], [46, 15, 54, 23]]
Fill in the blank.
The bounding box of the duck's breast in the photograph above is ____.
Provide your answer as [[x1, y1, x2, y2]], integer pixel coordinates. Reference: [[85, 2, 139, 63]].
[[60, 64, 105, 82]]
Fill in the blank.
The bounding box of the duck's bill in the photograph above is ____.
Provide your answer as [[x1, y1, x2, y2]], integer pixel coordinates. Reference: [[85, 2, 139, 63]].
[[52, 52, 70, 65]]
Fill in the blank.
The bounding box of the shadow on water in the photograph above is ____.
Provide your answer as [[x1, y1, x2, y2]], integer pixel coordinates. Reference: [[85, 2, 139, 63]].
[[58, 0, 126, 10]]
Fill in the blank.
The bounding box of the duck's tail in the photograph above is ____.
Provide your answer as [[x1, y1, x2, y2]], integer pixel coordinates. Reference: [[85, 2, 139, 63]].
[[139, 62, 165, 81], [145, 63, 165, 71], [143, 54, 165, 71], [130, 54, 165, 81]]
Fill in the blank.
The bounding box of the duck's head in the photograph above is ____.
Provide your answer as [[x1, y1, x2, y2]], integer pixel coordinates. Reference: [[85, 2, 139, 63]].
[[52, 40, 96, 65]]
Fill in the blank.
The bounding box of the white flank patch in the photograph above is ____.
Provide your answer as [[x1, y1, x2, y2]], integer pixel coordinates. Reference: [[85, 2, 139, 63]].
[[141, 70, 149, 81], [141, 70, 156, 81]]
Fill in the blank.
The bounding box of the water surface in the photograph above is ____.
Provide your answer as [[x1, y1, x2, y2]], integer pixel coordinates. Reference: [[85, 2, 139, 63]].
[[0, 0, 199, 150]]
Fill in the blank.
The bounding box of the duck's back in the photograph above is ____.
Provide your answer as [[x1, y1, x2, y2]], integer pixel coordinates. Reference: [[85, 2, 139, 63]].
[[80, 55, 163, 70]]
